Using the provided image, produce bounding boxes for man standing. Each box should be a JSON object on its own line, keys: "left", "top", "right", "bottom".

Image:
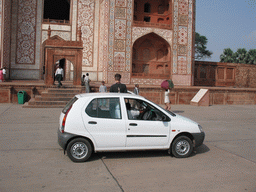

{"left": 110, "top": 73, "right": 127, "bottom": 93}
{"left": 55, "top": 65, "right": 64, "bottom": 88}
{"left": 2, "top": 67, "right": 6, "bottom": 82}
{"left": 133, "top": 84, "right": 139, "bottom": 95}
{"left": 84, "top": 73, "right": 90, "bottom": 93}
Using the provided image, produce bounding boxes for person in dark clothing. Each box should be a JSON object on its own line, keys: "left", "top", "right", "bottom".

{"left": 110, "top": 73, "right": 127, "bottom": 93}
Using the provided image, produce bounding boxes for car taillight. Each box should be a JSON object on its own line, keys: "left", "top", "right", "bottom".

{"left": 61, "top": 105, "right": 72, "bottom": 133}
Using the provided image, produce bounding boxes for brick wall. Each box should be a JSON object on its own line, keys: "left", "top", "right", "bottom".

{"left": 195, "top": 61, "right": 256, "bottom": 88}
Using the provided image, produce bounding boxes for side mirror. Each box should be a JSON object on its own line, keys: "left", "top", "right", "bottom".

{"left": 162, "top": 115, "right": 170, "bottom": 122}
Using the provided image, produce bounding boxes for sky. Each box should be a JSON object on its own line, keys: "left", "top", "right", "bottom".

{"left": 195, "top": 0, "right": 256, "bottom": 62}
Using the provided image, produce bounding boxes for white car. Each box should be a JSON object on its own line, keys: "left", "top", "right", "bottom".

{"left": 58, "top": 93, "right": 205, "bottom": 162}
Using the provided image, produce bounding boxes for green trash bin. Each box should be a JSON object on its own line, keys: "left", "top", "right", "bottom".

{"left": 17, "top": 91, "right": 27, "bottom": 104}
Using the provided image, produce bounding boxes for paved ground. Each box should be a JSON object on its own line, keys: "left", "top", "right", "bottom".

{"left": 0, "top": 104, "right": 255, "bottom": 192}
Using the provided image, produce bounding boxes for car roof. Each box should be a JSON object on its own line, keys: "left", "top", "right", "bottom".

{"left": 76, "top": 92, "right": 144, "bottom": 99}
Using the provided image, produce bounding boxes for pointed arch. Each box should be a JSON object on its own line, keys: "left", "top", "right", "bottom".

{"left": 132, "top": 28, "right": 172, "bottom": 48}
{"left": 132, "top": 32, "right": 172, "bottom": 79}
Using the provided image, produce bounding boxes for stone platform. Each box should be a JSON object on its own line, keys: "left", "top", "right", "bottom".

{"left": 0, "top": 80, "right": 256, "bottom": 107}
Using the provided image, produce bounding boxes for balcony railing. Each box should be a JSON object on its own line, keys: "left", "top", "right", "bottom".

{"left": 132, "top": 73, "right": 170, "bottom": 79}
{"left": 43, "top": 19, "right": 70, "bottom": 25}
{"left": 133, "top": 21, "right": 171, "bottom": 30}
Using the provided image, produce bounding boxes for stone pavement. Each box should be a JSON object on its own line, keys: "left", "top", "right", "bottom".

{"left": 0, "top": 104, "right": 255, "bottom": 192}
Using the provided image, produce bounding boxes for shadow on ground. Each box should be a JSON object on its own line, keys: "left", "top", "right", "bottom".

{"left": 89, "top": 144, "right": 210, "bottom": 161}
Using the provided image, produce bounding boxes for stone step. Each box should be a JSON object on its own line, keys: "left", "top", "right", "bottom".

{"left": 23, "top": 102, "right": 64, "bottom": 108}
{"left": 41, "top": 92, "right": 78, "bottom": 98}
{"left": 27, "top": 100, "right": 67, "bottom": 106}
{"left": 47, "top": 88, "right": 82, "bottom": 93}
{"left": 34, "top": 96, "right": 71, "bottom": 102}
{"left": 25, "top": 87, "right": 82, "bottom": 108}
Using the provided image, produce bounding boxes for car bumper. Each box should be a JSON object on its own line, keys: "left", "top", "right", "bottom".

{"left": 192, "top": 132, "right": 205, "bottom": 147}
{"left": 57, "top": 128, "right": 76, "bottom": 150}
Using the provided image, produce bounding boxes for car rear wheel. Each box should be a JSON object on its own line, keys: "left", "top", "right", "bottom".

{"left": 67, "top": 138, "right": 92, "bottom": 162}
{"left": 171, "top": 136, "right": 193, "bottom": 158}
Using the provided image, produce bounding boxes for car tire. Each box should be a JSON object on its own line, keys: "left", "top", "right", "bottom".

{"left": 171, "top": 136, "right": 193, "bottom": 158}
{"left": 67, "top": 138, "right": 92, "bottom": 162}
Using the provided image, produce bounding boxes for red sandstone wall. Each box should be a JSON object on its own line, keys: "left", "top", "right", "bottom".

{"left": 235, "top": 65, "right": 256, "bottom": 88}
{"left": 1, "top": 85, "right": 255, "bottom": 105}
{"left": 195, "top": 61, "right": 256, "bottom": 88}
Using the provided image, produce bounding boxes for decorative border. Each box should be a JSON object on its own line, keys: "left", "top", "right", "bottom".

{"left": 108, "top": 0, "right": 115, "bottom": 71}
{"left": 172, "top": 0, "right": 179, "bottom": 74}
{"left": 187, "top": 0, "right": 193, "bottom": 74}
{"left": 77, "top": 0, "right": 95, "bottom": 66}
{"left": 1, "top": 0, "right": 11, "bottom": 68}
{"left": 16, "top": 0, "right": 37, "bottom": 64}
{"left": 125, "top": 0, "right": 132, "bottom": 73}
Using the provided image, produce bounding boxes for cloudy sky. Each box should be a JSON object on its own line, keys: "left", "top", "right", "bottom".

{"left": 195, "top": 0, "right": 256, "bottom": 62}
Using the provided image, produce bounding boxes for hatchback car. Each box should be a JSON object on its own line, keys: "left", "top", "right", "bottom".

{"left": 58, "top": 93, "right": 205, "bottom": 162}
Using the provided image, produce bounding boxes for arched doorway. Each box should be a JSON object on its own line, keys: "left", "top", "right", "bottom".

{"left": 132, "top": 33, "right": 171, "bottom": 79}
{"left": 43, "top": 35, "right": 83, "bottom": 86}
{"left": 54, "top": 58, "right": 74, "bottom": 81}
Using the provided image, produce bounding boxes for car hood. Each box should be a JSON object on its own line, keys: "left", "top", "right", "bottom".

{"left": 173, "top": 113, "right": 198, "bottom": 125}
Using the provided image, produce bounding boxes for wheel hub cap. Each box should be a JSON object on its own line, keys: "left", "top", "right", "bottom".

{"left": 71, "top": 142, "right": 88, "bottom": 159}
{"left": 176, "top": 140, "right": 190, "bottom": 156}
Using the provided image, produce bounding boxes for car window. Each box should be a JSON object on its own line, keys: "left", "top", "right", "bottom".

{"left": 62, "top": 96, "right": 78, "bottom": 114}
{"left": 124, "top": 98, "right": 170, "bottom": 121}
{"left": 85, "top": 98, "right": 122, "bottom": 119}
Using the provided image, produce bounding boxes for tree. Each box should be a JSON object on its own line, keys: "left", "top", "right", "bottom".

{"left": 246, "top": 49, "right": 256, "bottom": 65}
{"left": 220, "top": 48, "right": 235, "bottom": 63}
{"left": 220, "top": 48, "right": 256, "bottom": 64}
{"left": 195, "top": 32, "right": 213, "bottom": 60}
{"left": 233, "top": 48, "right": 247, "bottom": 63}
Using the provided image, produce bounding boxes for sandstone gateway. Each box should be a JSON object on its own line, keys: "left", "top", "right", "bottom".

{"left": 0, "top": 0, "right": 195, "bottom": 86}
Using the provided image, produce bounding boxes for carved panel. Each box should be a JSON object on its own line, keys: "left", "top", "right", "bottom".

{"left": 16, "top": 0, "right": 37, "bottom": 64}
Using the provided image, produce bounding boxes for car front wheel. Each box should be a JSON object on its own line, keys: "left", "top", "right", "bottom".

{"left": 67, "top": 138, "right": 92, "bottom": 162}
{"left": 171, "top": 136, "right": 193, "bottom": 158}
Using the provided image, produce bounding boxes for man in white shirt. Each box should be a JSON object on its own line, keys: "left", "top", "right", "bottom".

{"left": 55, "top": 65, "right": 64, "bottom": 88}
{"left": 2, "top": 67, "right": 6, "bottom": 82}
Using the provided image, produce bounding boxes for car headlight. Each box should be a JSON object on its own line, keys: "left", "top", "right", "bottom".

{"left": 198, "top": 125, "right": 204, "bottom": 132}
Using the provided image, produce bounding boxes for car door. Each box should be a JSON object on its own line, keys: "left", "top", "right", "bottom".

{"left": 124, "top": 98, "right": 170, "bottom": 148}
{"left": 82, "top": 97, "right": 126, "bottom": 149}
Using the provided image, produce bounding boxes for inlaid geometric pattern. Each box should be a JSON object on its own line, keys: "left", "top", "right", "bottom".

{"left": 187, "top": 0, "right": 193, "bottom": 74}
{"left": 113, "top": 52, "right": 125, "bottom": 71}
{"left": 78, "top": 0, "right": 95, "bottom": 66}
{"left": 179, "top": 15, "right": 188, "bottom": 25}
{"left": 108, "top": 0, "right": 115, "bottom": 70}
{"left": 115, "top": 19, "right": 126, "bottom": 39}
{"left": 115, "top": 7, "right": 126, "bottom": 19}
{"left": 179, "top": 0, "right": 189, "bottom": 15}
{"left": 42, "top": 31, "right": 71, "bottom": 42}
{"left": 172, "top": 0, "right": 179, "bottom": 74}
{"left": 125, "top": 0, "right": 133, "bottom": 72}
{"left": 115, "top": 0, "right": 126, "bottom": 7}
{"left": 2, "top": 0, "right": 11, "bottom": 68}
{"left": 114, "top": 40, "right": 125, "bottom": 51}
{"left": 178, "top": 26, "right": 188, "bottom": 45}
{"left": 178, "top": 56, "right": 187, "bottom": 74}
{"left": 16, "top": 0, "right": 37, "bottom": 64}
{"left": 178, "top": 45, "right": 187, "bottom": 55}
{"left": 132, "top": 27, "right": 173, "bottom": 47}
{"left": 98, "top": 0, "right": 109, "bottom": 74}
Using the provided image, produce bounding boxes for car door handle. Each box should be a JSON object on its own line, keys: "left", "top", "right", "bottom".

{"left": 88, "top": 121, "right": 97, "bottom": 124}
{"left": 129, "top": 123, "right": 137, "bottom": 126}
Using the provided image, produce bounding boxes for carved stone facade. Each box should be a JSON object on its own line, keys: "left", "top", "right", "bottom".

{"left": 0, "top": 0, "right": 195, "bottom": 86}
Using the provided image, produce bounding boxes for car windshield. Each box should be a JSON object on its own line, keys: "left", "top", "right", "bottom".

{"left": 157, "top": 105, "right": 176, "bottom": 117}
